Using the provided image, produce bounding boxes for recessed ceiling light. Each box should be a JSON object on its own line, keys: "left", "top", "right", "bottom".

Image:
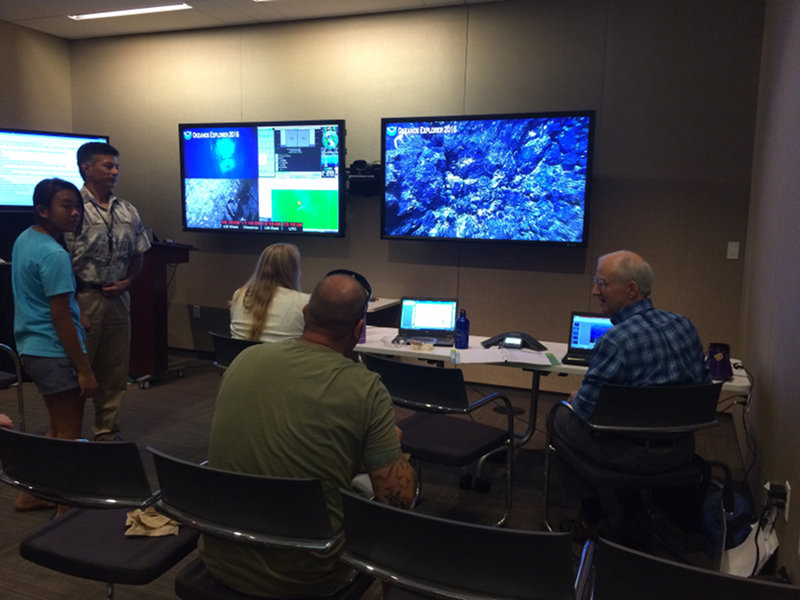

{"left": 69, "top": 3, "right": 193, "bottom": 21}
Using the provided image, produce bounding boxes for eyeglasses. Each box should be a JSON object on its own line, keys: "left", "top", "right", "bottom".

{"left": 593, "top": 277, "right": 612, "bottom": 289}
{"left": 326, "top": 269, "right": 372, "bottom": 309}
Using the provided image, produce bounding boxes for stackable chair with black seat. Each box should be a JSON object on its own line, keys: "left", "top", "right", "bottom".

{"left": 0, "top": 342, "right": 26, "bottom": 431}
{"left": 209, "top": 331, "right": 262, "bottom": 370}
{"left": 586, "top": 537, "right": 800, "bottom": 600}
{"left": 542, "top": 382, "right": 725, "bottom": 549}
{"left": 341, "top": 489, "right": 591, "bottom": 600}
{"left": 360, "top": 353, "right": 515, "bottom": 526}
{"left": 0, "top": 428, "right": 199, "bottom": 600}
{"left": 148, "top": 447, "right": 374, "bottom": 600}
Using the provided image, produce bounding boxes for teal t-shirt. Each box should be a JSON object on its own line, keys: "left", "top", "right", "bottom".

{"left": 201, "top": 339, "right": 402, "bottom": 597}
{"left": 12, "top": 227, "right": 85, "bottom": 357}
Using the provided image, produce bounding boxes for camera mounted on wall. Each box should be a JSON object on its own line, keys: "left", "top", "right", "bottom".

{"left": 347, "top": 160, "right": 382, "bottom": 196}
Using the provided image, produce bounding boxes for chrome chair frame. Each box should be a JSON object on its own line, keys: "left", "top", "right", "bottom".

{"left": 208, "top": 331, "right": 262, "bottom": 370}
{"left": 148, "top": 447, "right": 374, "bottom": 600}
{"left": 542, "top": 382, "right": 725, "bottom": 562}
{"left": 587, "top": 537, "right": 800, "bottom": 600}
{"left": 361, "top": 353, "right": 515, "bottom": 526}
{"left": 341, "top": 489, "right": 591, "bottom": 600}
{"left": 0, "top": 428, "right": 198, "bottom": 600}
{"left": 0, "top": 342, "right": 25, "bottom": 431}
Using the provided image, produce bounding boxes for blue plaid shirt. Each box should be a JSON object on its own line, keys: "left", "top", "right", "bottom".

{"left": 571, "top": 298, "right": 710, "bottom": 422}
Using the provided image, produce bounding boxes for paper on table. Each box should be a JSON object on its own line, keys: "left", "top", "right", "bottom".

{"left": 502, "top": 347, "right": 553, "bottom": 365}
{"left": 455, "top": 346, "right": 551, "bottom": 366}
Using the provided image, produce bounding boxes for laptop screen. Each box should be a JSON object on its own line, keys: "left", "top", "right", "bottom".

{"left": 569, "top": 312, "right": 613, "bottom": 351}
{"left": 399, "top": 298, "right": 457, "bottom": 333}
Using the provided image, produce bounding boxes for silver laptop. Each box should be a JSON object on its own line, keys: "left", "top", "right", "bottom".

{"left": 561, "top": 311, "right": 613, "bottom": 366}
{"left": 392, "top": 297, "right": 458, "bottom": 347}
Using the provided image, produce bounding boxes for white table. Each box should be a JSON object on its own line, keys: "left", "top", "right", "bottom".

{"left": 356, "top": 325, "right": 752, "bottom": 446}
{"left": 366, "top": 297, "right": 400, "bottom": 313}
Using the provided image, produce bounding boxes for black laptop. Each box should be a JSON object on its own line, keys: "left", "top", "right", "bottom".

{"left": 392, "top": 297, "right": 458, "bottom": 347}
{"left": 561, "top": 311, "right": 613, "bottom": 366}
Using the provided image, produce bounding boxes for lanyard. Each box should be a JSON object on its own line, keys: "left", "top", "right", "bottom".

{"left": 90, "top": 200, "right": 115, "bottom": 254}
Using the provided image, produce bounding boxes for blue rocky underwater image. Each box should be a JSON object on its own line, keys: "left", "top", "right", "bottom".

{"left": 184, "top": 178, "right": 259, "bottom": 228}
{"left": 383, "top": 115, "right": 591, "bottom": 242}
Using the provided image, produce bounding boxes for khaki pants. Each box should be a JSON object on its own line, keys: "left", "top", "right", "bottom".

{"left": 77, "top": 290, "right": 131, "bottom": 440}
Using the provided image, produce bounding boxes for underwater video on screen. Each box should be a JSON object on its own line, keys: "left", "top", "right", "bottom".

{"left": 381, "top": 111, "right": 594, "bottom": 244}
{"left": 180, "top": 120, "right": 345, "bottom": 236}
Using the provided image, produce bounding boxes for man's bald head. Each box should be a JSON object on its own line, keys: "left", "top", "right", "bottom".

{"left": 598, "top": 251, "right": 653, "bottom": 297}
{"left": 592, "top": 250, "right": 653, "bottom": 315}
{"left": 304, "top": 274, "right": 369, "bottom": 340}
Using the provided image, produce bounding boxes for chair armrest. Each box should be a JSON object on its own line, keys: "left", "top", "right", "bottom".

{"left": 468, "top": 392, "right": 515, "bottom": 438}
{"left": 545, "top": 399, "right": 574, "bottom": 447}
{"left": 0, "top": 468, "right": 159, "bottom": 509}
{"left": 466, "top": 391, "right": 508, "bottom": 411}
{"left": 154, "top": 500, "right": 344, "bottom": 551}
{"left": 394, "top": 392, "right": 513, "bottom": 419}
{"left": 574, "top": 540, "right": 595, "bottom": 600}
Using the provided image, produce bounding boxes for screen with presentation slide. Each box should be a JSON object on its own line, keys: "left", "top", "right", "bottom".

{"left": 381, "top": 111, "right": 594, "bottom": 244}
{"left": 179, "top": 119, "right": 346, "bottom": 236}
{"left": 0, "top": 129, "right": 108, "bottom": 211}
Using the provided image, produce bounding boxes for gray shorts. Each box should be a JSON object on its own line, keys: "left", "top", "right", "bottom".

{"left": 20, "top": 355, "right": 79, "bottom": 396}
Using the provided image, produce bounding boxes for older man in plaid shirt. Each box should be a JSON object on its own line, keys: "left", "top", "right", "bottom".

{"left": 550, "top": 250, "right": 710, "bottom": 540}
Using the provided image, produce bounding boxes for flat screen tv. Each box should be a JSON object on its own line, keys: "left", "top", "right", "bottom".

{"left": 0, "top": 128, "right": 109, "bottom": 211}
{"left": 381, "top": 111, "right": 595, "bottom": 244}
{"left": 179, "top": 119, "right": 346, "bottom": 236}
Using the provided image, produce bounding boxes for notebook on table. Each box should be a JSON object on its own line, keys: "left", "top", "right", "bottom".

{"left": 392, "top": 297, "right": 458, "bottom": 347}
{"left": 561, "top": 311, "right": 613, "bottom": 366}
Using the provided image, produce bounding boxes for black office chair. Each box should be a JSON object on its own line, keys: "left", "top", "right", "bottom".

{"left": 0, "top": 428, "right": 199, "bottom": 599}
{"left": 341, "top": 489, "right": 591, "bottom": 600}
{"left": 0, "top": 342, "right": 26, "bottom": 431}
{"left": 360, "top": 353, "right": 515, "bottom": 527}
{"left": 587, "top": 537, "right": 800, "bottom": 600}
{"left": 209, "top": 331, "right": 262, "bottom": 370}
{"left": 542, "top": 382, "right": 725, "bottom": 552}
{"left": 148, "top": 447, "right": 374, "bottom": 600}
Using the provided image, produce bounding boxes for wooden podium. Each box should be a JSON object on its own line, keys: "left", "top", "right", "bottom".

{"left": 129, "top": 241, "right": 193, "bottom": 386}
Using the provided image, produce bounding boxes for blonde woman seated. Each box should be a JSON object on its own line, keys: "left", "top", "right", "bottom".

{"left": 229, "top": 244, "right": 310, "bottom": 342}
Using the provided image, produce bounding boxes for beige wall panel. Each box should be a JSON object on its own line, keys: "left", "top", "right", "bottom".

{"left": 0, "top": 22, "right": 72, "bottom": 130}
{"left": 599, "top": 0, "right": 762, "bottom": 183}
{"left": 239, "top": 9, "right": 471, "bottom": 161}
{"left": 59, "top": 1, "right": 764, "bottom": 388}
{"left": 464, "top": 0, "right": 607, "bottom": 113}
{"left": 587, "top": 177, "right": 749, "bottom": 351}
{"left": 741, "top": 0, "right": 800, "bottom": 579}
{"left": 70, "top": 31, "right": 247, "bottom": 239}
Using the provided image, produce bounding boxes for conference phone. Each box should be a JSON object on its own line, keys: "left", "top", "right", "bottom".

{"left": 481, "top": 332, "right": 547, "bottom": 352}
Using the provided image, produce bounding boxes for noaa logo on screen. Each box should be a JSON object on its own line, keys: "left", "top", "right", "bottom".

{"left": 386, "top": 126, "right": 398, "bottom": 137}
{"left": 183, "top": 130, "right": 194, "bottom": 140}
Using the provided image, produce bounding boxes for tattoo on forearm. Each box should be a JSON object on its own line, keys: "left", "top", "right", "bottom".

{"left": 373, "top": 459, "right": 416, "bottom": 509}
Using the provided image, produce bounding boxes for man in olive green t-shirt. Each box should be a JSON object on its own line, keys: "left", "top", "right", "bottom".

{"left": 201, "top": 272, "right": 416, "bottom": 597}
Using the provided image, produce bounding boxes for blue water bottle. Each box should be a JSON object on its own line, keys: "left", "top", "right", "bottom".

{"left": 455, "top": 309, "right": 469, "bottom": 349}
